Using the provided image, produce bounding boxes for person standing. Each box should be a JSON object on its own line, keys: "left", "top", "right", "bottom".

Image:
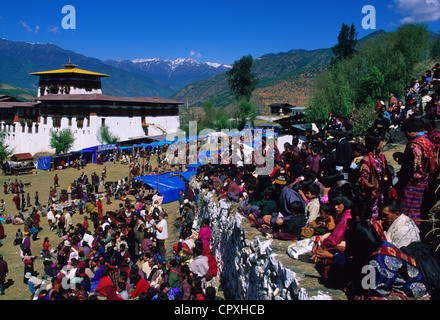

{"left": 155, "top": 212, "right": 168, "bottom": 259}
{"left": 358, "top": 131, "right": 389, "bottom": 219}
{"left": 20, "top": 193, "right": 26, "bottom": 212}
{"left": 334, "top": 129, "right": 353, "bottom": 179}
{"left": 34, "top": 192, "right": 40, "bottom": 207}
{"left": 394, "top": 117, "right": 437, "bottom": 226}
{"left": 54, "top": 174, "right": 59, "bottom": 188}
{"left": 13, "top": 194, "right": 20, "bottom": 211}
{"left": 0, "top": 254, "right": 8, "bottom": 295}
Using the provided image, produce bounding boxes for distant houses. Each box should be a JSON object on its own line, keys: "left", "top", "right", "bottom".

{"left": 267, "top": 103, "right": 308, "bottom": 135}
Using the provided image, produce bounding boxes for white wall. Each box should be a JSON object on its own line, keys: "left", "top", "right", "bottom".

{"left": 2, "top": 114, "right": 180, "bottom": 155}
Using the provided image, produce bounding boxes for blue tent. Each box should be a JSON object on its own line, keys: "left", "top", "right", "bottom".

{"left": 37, "top": 156, "right": 53, "bottom": 171}
{"left": 134, "top": 172, "right": 188, "bottom": 204}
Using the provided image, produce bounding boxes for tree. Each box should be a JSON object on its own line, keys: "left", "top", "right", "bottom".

{"left": 307, "top": 23, "right": 431, "bottom": 127}
{"left": 331, "top": 23, "right": 357, "bottom": 65}
{"left": 431, "top": 30, "right": 440, "bottom": 59}
{"left": 97, "top": 125, "right": 119, "bottom": 144}
{"left": 0, "top": 131, "right": 13, "bottom": 163}
{"left": 231, "top": 99, "right": 258, "bottom": 131}
{"left": 178, "top": 104, "right": 199, "bottom": 134}
{"left": 226, "top": 55, "right": 259, "bottom": 102}
{"left": 49, "top": 128, "right": 75, "bottom": 155}
{"left": 199, "top": 102, "right": 232, "bottom": 132}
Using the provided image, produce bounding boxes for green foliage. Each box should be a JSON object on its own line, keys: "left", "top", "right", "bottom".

{"left": 97, "top": 125, "right": 119, "bottom": 144}
{"left": 305, "top": 59, "right": 355, "bottom": 123}
{"left": 355, "top": 65, "right": 385, "bottom": 106}
{"left": 231, "top": 98, "right": 258, "bottom": 131}
{"left": 308, "top": 23, "right": 432, "bottom": 130}
{"left": 49, "top": 128, "right": 75, "bottom": 155}
{"left": 226, "top": 55, "right": 259, "bottom": 102}
{"left": 351, "top": 97, "right": 377, "bottom": 137}
{"left": 331, "top": 23, "right": 357, "bottom": 65}
{"left": 431, "top": 30, "right": 440, "bottom": 59}
{"left": 178, "top": 104, "right": 198, "bottom": 134}
{"left": 200, "top": 102, "right": 236, "bottom": 132}
{"left": 0, "top": 131, "right": 13, "bottom": 163}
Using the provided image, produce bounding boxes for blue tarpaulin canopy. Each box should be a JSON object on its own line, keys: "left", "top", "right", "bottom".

{"left": 37, "top": 156, "right": 52, "bottom": 171}
{"left": 133, "top": 172, "right": 192, "bottom": 204}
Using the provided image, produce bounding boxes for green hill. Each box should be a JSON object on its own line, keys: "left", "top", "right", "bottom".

{"left": 171, "top": 29, "right": 388, "bottom": 115}
{"left": 0, "top": 80, "right": 36, "bottom": 101}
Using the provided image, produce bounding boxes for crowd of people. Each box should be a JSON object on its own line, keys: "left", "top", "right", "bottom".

{"left": 185, "top": 64, "right": 440, "bottom": 300}
{"left": 0, "top": 65, "right": 440, "bottom": 301}
{"left": 0, "top": 147, "right": 223, "bottom": 300}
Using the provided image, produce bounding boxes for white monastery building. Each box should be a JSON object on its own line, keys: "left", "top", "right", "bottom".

{"left": 0, "top": 60, "right": 183, "bottom": 154}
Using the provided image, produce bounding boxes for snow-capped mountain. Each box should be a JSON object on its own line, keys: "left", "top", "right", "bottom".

{"left": 104, "top": 57, "right": 231, "bottom": 91}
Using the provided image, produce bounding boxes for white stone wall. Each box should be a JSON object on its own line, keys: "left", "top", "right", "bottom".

{"left": 2, "top": 114, "right": 179, "bottom": 155}
{"left": 196, "top": 191, "right": 310, "bottom": 300}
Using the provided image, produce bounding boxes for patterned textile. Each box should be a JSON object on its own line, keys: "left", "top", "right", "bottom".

{"left": 400, "top": 180, "right": 428, "bottom": 225}
{"left": 358, "top": 152, "right": 387, "bottom": 218}
{"left": 408, "top": 135, "right": 436, "bottom": 185}
{"left": 365, "top": 241, "right": 428, "bottom": 300}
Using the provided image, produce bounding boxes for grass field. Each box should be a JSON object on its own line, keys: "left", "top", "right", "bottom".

{"left": 0, "top": 157, "right": 181, "bottom": 300}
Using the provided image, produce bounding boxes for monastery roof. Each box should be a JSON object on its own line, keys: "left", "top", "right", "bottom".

{"left": 33, "top": 94, "right": 184, "bottom": 105}
{"left": 29, "top": 68, "right": 110, "bottom": 77}
{"left": 29, "top": 59, "right": 110, "bottom": 77}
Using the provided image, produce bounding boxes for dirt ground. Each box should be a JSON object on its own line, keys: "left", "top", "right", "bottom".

{"left": 0, "top": 156, "right": 181, "bottom": 300}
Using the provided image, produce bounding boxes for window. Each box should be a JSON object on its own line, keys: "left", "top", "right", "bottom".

{"left": 68, "top": 117, "right": 72, "bottom": 126}
{"left": 35, "top": 124, "right": 39, "bottom": 133}
{"left": 101, "top": 118, "right": 106, "bottom": 126}
{"left": 27, "top": 124, "right": 32, "bottom": 134}
{"left": 52, "top": 116, "right": 61, "bottom": 128}
{"left": 77, "top": 117, "right": 84, "bottom": 129}
{"left": 43, "top": 116, "right": 47, "bottom": 125}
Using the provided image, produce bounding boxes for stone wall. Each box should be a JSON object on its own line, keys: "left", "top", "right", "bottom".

{"left": 195, "top": 191, "right": 324, "bottom": 300}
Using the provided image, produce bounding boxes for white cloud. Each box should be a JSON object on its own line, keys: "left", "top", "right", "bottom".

{"left": 189, "top": 50, "right": 202, "bottom": 58}
{"left": 48, "top": 26, "right": 60, "bottom": 34}
{"left": 19, "top": 21, "right": 33, "bottom": 32}
{"left": 391, "top": 0, "right": 440, "bottom": 23}
{"left": 19, "top": 21, "right": 41, "bottom": 33}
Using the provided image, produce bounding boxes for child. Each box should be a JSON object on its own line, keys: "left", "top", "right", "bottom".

{"left": 304, "top": 182, "right": 321, "bottom": 224}
{"left": 41, "top": 237, "right": 50, "bottom": 259}
{"left": 78, "top": 199, "right": 84, "bottom": 215}
{"left": 14, "top": 228, "right": 23, "bottom": 245}
{"left": 301, "top": 202, "right": 335, "bottom": 239}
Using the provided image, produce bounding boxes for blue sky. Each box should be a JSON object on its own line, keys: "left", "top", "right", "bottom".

{"left": 1, "top": 0, "right": 440, "bottom": 65}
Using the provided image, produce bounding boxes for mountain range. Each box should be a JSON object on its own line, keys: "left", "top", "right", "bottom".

{"left": 0, "top": 30, "right": 386, "bottom": 114}
{"left": 0, "top": 38, "right": 229, "bottom": 99}
{"left": 104, "top": 57, "right": 230, "bottom": 93}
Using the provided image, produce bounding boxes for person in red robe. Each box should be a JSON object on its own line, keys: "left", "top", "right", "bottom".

{"left": 129, "top": 276, "right": 150, "bottom": 299}
{"left": 12, "top": 194, "right": 20, "bottom": 210}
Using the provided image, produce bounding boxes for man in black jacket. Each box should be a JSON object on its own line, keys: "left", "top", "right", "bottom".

{"left": 334, "top": 129, "right": 353, "bottom": 179}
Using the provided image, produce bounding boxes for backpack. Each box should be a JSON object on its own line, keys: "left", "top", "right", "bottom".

{"left": 401, "top": 241, "right": 440, "bottom": 299}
